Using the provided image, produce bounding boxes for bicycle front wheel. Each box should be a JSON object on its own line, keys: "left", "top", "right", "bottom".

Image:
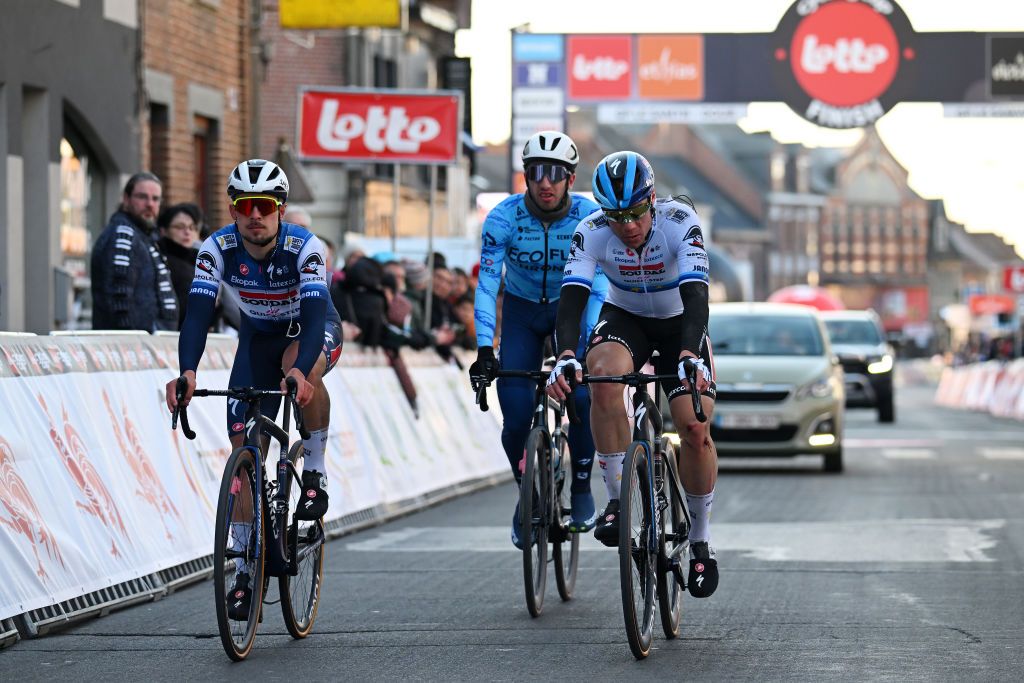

{"left": 619, "top": 440, "right": 657, "bottom": 660}
{"left": 657, "top": 437, "right": 686, "bottom": 640}
{"left": 280, "top": 442, "right": 326, "bottom": 639}
{"left": 521, "top": 428, "right": 550, "bottom": 618}
{"left": 213, "top": 447, "right": 266, "bottom": 661}
{"left": 552, "top": 432, "right": 579, "bottom": 601}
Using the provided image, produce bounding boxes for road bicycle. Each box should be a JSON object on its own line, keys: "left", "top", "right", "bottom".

{"left": 476, "top": 364, "right": 579, "bottom": 617}
{"left": 582, "top": 358, "right": 706, "bottom": 659}
{"left": 172, "top": 376, "right": 325, "bottom": 661}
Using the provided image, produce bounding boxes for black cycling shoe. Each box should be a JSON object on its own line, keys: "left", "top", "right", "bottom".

{"left": 687, "top": 541, "right": 719, "bottom": 598}
{"left": 226, "top": 572, "right": 252, "bottom": 621}
{"left": 295, "top": 470, "right": 328, "bottom": 521}
{"left": 593, "top": 499, "right": 620, "bottom": 547}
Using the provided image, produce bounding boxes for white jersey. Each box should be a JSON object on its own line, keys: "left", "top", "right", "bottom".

{"left": 562, "top": 196, "right": 709, "bottom": 319}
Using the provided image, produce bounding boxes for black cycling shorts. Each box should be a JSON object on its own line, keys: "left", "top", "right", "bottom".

{"left": 586, "top": 302, "right": 716, "bottom": 402}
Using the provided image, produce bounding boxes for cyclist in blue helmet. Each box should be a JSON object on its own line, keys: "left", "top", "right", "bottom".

{"left": 469, "top": 130, "right": 609, "bottom": 549}
{"left": 546, "top": 150, "right": 720, "bottom": 599}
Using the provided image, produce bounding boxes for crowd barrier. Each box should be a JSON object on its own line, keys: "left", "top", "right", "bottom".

{"left": 934, "top": 358, "right": 1024, "bottom": 421}
{"left": 0, "top": 332, "right": 505, "bottom": 642}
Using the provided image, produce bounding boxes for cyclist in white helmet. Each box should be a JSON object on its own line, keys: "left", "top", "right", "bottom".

{"left": 165, "top": 158, "right": 343, "bottom": 619}
{"left": 469, "top": 130, "right": 608, "bottom": 548}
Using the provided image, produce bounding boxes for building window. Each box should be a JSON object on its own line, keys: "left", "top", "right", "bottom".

{"left": 193, "top": 115, "right": 218, "bottom": 221}
{"left": 149, "top": 102, "right": 170, "bottom": 187}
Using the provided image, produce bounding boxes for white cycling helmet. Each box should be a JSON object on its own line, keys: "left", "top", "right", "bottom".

{"left": 227, "top": 159, "right": 289, "bottom": 201}
{"left": 521, "top": 131, "right": 579, "bottom": 171}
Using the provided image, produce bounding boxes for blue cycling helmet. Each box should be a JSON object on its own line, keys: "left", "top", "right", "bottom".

{"left": 591, "top": 151, "right": 655, "bottom": 210}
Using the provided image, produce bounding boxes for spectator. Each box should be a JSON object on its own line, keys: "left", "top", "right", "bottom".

{"left": 404, "top": 259, "right": 455, "bottom": 354}
{"left": 283, "top": 206, "right": 312, "bottom": 229}
{"left": 91, "top": 172, "right": 178, "bottom": 331}
{"left": 332, "top": 255, "right": 387, "bottom": 347}
{"left": 450, "top": 266, "right": 472, "bottom": 305}
{"left": 156, "top": 203, "right": 201, "bottom": 328}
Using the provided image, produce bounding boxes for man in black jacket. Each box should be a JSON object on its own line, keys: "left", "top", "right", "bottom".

{"left": 91, "top": 172, "right": 179, "bottom": 331}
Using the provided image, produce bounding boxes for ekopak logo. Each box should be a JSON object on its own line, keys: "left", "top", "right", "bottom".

{"left": 299, "top": 89, "right": 460, "bottom": 162}
{"left": 567, "top": 35, "right": 632, "bottom": 100}
{"left": 774, "top": 0, "right": 914, "bottom": 129}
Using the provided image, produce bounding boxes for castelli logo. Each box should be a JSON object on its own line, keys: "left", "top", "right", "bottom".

{"left": 239, "top": 263, "right": 249, "bottom": 276}
{"left": 790, "top": 2, "right": 899, "bottom": 107}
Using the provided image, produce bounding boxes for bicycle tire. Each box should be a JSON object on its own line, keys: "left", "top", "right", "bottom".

{"left": 213, "top": 447, "right": 266, "bottom": 661}
{"left": 619, "top": 440, "right": 657, "bottom": 659}
{"left": 657, "top": 437, "right": 686, "bottom": 640}
{"left": 280, "top": 442, "right": 326, "bottom": 639}
{"left": 552, "top": 432, "right": 579, "bottom": 601}
{"left": 521, "top": 428, "right": 549, "bottom": 618}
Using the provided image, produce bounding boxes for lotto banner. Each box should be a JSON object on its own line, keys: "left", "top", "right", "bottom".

{"left": 0, "top": 335, "right": 504, "bottom": 621}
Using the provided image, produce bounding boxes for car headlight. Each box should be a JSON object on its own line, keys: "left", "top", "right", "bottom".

{"left": 795, "top": 377, "right": 832, "bottom": 400}
{"left": 867, "top": 354, "right": 893, "bottom": 374}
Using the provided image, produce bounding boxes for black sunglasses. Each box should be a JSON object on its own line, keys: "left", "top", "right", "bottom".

{"left": 525, "top": 163, "right": 571, "bottom": 183}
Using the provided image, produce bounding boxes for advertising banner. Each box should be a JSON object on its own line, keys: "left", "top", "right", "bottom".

{"left": 0, "top": 336, "right": 504, "bottom": 621}
{"left": 298, "top": 88, "right": 462, "bottom": 164}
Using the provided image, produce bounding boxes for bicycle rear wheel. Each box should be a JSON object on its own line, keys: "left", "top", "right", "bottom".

{"left": 619, "top": 440, "right": 657, "bottom": 659}
{"left": 521, "top": 428, "right": 550, "bottom": 618}
{"left": 657, "top": 437, "right": 687, "bottom": 640}
{"left": 552, "top": 432, "right": 579, "bottom": 601}
{"left": 280, "top": 442, "right": 326, "bottom": 639}
{"left": 213, "top": 447, "right": 266, "bottom": 661}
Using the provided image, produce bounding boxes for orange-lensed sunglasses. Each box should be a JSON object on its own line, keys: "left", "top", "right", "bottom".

{"left": 232, "top": 195, "right": 282, "bottom": 217}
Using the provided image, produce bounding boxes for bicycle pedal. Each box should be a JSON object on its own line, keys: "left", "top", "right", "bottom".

{"left": 669, "top": 559, "right": 686, "bottom": 585}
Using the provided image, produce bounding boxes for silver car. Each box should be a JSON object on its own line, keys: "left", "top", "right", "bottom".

{"left": 708, "top": 302, "right": 846, "bottom": 472}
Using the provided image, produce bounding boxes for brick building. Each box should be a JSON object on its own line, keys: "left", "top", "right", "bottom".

{"left": 141, "top": 0, "right": 251, "bottom": 231}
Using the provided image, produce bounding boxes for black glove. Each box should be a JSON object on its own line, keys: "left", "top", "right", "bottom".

{"left": 468, "top": 346, "right": 499, "bottom": 390}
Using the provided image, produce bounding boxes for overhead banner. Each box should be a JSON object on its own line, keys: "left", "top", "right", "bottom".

{"left": 298, "top": 88, "right": 462, "bottom": 164}
{"left": 279, "top": 0, "right": 402, "bottom": 29}
{"left": 509, "top": 0, "right": 1022, "bottom": 143}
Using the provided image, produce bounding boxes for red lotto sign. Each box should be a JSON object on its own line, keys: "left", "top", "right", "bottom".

{"left": 298, "top": 88, "right": 461, "bottom": 163}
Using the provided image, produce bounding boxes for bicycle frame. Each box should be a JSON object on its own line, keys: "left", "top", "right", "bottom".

{"left": 173, "top": 378, "right": 314, "bottom": 576}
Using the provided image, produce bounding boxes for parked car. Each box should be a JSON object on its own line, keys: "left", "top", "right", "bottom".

{"left": 707, "top": 302, "right": 846, "bottom": 472}
{"left": 819, "top": 309, "right": 895, "bottom": 423}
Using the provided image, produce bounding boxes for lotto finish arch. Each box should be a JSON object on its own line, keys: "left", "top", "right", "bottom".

{"left": 510, "top": 0, "right": 1024, "bottom": 182}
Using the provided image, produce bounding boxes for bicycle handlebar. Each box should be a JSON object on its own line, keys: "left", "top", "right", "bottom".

{"left": 171, "top": 376, "right": 310, "bottom": 441}
{"left": 582, "top": 364, "right": 707, "bottom": 423}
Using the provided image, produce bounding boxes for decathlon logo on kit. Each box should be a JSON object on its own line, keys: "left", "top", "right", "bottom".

{"left": 773, "top": 0, "right": 913, "bottom": 128}
{"left": 298, "top": 88, "right": 461, "bottom": 163}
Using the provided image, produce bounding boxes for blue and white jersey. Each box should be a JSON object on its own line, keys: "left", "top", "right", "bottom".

{"left": 190, "top": 222, "right": 334, "bottom": 332}
{"left": 475, "top": 193, "right": 608, "bottom": 347}
{"left": 562, "top": 196, "right": 709, "bottom": 319}
{"left": 179, "top": 222, "right": 338, "bottom": 376}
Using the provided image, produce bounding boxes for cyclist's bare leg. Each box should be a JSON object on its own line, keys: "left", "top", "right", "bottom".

{"left": 585, "top": 342, "right": 634, "bottom": 453}
{"left": 668, "top": 393, "right": 717, "bottom": 495}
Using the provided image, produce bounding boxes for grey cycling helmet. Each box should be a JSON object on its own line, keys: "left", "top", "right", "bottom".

{"left": 521, "top": 131, "right": 579, "bottom": 171}
{"left": 227, "top": 159, "right": 289, "bottom": 201}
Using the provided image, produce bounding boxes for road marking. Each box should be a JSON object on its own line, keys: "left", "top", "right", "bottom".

{"left": 847, "top": 439, "right": 942, "bottom": 448}
{"left": 978, "top": 447, "right": 1024, "bottom": 460}
{"left": 882, "top": 448, "right": 936, "bottom": 460}
{"left": 347, "top": 519, "right": 1004, "bottom": 562}
{"left": 847, "top": 430, "right": 1024, "bottom": 442}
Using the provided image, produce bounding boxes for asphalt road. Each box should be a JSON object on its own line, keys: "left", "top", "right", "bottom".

{"left": 4, "top": 371, "right": 1023, "bottom": 680}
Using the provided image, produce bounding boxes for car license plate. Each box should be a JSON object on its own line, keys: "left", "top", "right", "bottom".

{"left": 718, "top": 413, "right": 780, "bottom": 429}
